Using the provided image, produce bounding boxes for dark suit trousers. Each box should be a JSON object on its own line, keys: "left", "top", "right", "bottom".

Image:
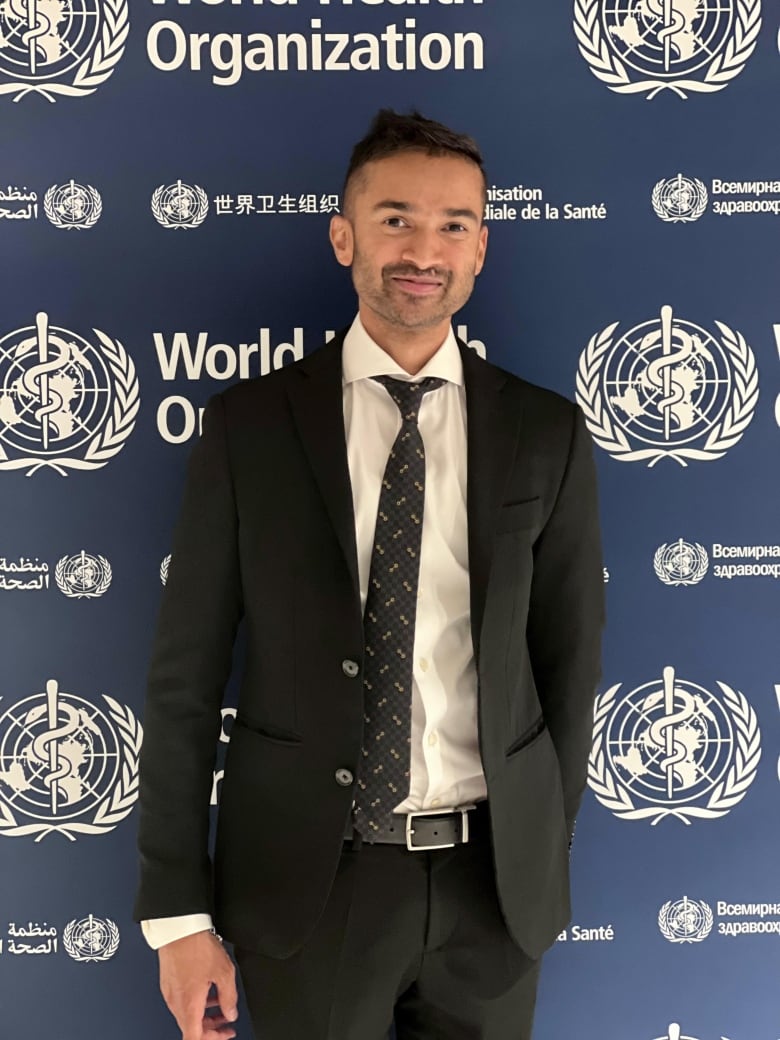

{"left": 233, "top": 808, "right": 540, "bottom": 1039}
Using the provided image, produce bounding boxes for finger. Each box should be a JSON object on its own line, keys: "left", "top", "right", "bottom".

{"left": 203, "top": 1017, "right": 237, "bottom": 1035}
{"left": 179, "top": 996, "right": 210, "bottom": 1040}
{"left": 203, "top": 1011, "right": 232, "bottom": 1025}
{"left": 181, "top": 1021, "right": 207, "bottom": 1040}
{"left": 215, "top": 968, "right": 239, "bottom": 1022}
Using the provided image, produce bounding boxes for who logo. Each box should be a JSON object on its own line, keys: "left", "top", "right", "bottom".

{"left": 55, "top": 551, "right": 112, "bottom": 598}
{"left": 589, "top": 666, "right": 760, "bottom": 824}
{"left": 44, "top": 181, "right": 102, "bottom": 229}
{"left": 63, "top": 914, "right": 119, "bottom": 962}
{"left": 0, "top": 312, "right": 139, "bottom": 476}
{"left": 654, "top": 538, "right": 709, "bottom": 586}
{"left": 151, "top": 181, "right": 209, "bottom": 229}
{"left": 0, "top": 678, "right": 141, "bottom": 841}
{"left": 574, "top": 0, "right": 761, "bottom": 100}
{"left": 658, "top": 896, "right": 713, "bottom": 943}
{"left": 575, "top": 305, "right": 759, "bottom": 466}
{"left": 0, "top": 0, "right": 128, "bottom": 102}
{"left": 652, "top": 174, "right": 708, "bottom": 223}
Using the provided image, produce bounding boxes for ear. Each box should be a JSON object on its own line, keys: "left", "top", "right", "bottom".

{"left": 329, "top": 215, "right": 354, "bottom": 267}
{"left": 474, "top": 224, "right": 488, "bottom": 276}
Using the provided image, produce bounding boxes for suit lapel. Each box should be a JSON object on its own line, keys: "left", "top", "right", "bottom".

{"left": 286, "top": 334, "right": 523, "bottom": 661}
{"left": 459, "top": 343, "right": 523, "bottom": 665}
{"left": 286, "top": 333, "right": 360, "bottom": 599}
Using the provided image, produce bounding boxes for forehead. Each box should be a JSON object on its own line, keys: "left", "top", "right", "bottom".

{"left": 352, "top": 151, "right": 485, "bottom": 208}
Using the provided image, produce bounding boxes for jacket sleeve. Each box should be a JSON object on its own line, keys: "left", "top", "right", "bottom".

{"left": 134, "top": 394, "right": 243, "bottom": 921}
{"left": 526, "top": 405, "right": 605, "bottom": 840}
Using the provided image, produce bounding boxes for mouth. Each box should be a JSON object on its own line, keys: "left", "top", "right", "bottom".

{"left": 390, "top": 275, "right": 444, "bottom": 296}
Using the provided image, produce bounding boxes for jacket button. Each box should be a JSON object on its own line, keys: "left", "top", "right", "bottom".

{"left": 335, "top": 768, "right": 354, "bottom": 787}
{"left": 341, "top": 659, "right": 359, "bottom": 678}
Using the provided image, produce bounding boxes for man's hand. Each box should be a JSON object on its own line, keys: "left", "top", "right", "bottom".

{"left": 158, "top": 930, "right": 239, "bottom": 1040}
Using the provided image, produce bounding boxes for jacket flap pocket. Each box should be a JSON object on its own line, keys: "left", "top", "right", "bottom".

{"left": 496, "top": 497, "right": 541, "bottom": 534}
{"left": 505, "top": 716, "right": 547, "bottom": 757}
{"left": 233, "top": 716, "right": 302, "bottom": 746}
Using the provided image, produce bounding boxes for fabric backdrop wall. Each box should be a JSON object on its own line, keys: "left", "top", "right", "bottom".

{"left": 1, "top": 2, "right": 779, "bottom": 1038}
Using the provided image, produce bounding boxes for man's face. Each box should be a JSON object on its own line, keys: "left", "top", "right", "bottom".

{"left": 330, "top": 151, "right": 488, "bottom": 337}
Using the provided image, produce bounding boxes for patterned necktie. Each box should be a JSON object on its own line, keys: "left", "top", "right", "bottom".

{"left": 353, "top": 374, "right": 446, "bottom": 842}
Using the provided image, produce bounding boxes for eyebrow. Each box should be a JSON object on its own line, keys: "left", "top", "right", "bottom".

{"left": 373, "top": 200, "right": 480, "bottom": 223}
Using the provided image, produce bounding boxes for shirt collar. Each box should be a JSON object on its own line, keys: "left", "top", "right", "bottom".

{"left": 342, "top": 314, "right": 464, "bottom": 386}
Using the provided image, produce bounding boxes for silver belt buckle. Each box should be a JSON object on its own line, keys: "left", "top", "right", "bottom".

{"left": 405, "top": 805, "right": 476, "bottom": 852}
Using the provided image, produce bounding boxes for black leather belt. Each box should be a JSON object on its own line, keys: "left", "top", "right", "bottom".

{"left": 345, "top": 802, "right": 487, "bottom": 851}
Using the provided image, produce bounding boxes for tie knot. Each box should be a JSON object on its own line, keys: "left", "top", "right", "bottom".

{"left": 372, "top": 375, "right": 446, "bottom": 424}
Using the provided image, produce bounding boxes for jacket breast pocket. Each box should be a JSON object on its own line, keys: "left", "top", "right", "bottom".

{"left": 496, "top": 496, "right": 541, "bottom": 534}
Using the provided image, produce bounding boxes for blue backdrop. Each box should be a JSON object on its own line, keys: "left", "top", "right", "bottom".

{"left": 2, "top": 2, "right": 779, "bottom": 1038}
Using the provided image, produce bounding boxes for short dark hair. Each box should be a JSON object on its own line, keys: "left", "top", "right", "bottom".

{"left": 342, "top": 108, "right": 487, "bottom": 212}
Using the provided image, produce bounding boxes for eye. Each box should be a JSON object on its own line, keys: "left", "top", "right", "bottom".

{"left": 383, "top": 216, "right": 408, "bottom": 228}
{"left": 443, "top": 222, "right": 468, "bottom": 233}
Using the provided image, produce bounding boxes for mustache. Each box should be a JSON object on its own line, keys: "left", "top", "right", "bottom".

{"left": 383, "top": 264, "right": 448, "bottom": 280}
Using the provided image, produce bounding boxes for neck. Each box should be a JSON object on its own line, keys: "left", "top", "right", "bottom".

{"left": 359, "top": 306, "right": 450, "bottom": 375}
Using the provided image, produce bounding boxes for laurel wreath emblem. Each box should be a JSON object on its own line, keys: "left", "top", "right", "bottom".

{"left": 653, "top": 542, "right": 709, "bottom": 586}
{"left": 0, "top": 0, "right": 129, "bottom": 103}
{"left": 44, "top": 185, "right": 103, "bottom": 229}
{"left": 63, "top": 917, "right": 120, "bottom": 961}
{"left": 54, "top": 554, "right": 113, "bottom": 598}
{"left": 151, "top": 184, "right": 210, "bottom": 229}
{"left": 160, "top": 554, "right": 171, "bottom": 586}
{"left": 0, "top": 695, "right": 142, "bottom": 841}
{"left": 573, "top": 0, "right": 762, "bottom": 100}
{"left": 588, "top": 680, "right": 761, "bottom": 824}
{"left": 575, "top": 319, "right": 758, "bottom": 467}
{"left": 651, "top": 177, "right": 708, "bottom": 223}
{"left": 658, "top": 899, "right": 713, "bottom": 942}
{"left": 0, "top": 328, "right": 140, "bottom": 476}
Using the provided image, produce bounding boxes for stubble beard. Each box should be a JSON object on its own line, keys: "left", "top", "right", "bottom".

{"left": 351, "top": 246, "right": 475, "bottom": 332}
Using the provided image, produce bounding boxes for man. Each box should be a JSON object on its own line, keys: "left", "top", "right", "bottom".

{"left": 135, "top": 109, "right": 604, "bottom": 1040}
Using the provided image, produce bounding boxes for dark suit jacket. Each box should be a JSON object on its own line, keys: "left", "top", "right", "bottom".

{"left": 134, "top": 331, "right": 604, "bottom": 961}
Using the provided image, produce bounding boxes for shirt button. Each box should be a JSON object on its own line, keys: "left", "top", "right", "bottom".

{"left": 341, "top": 659, "right": 359, "bottom": 678}
{"left": 419, "top": 658, "right": 429, "bottom": 672}
{"left": 430, "top": 797, "right": 442, "bottom": 808}
{"left": 428, "top": 731, "right": 438, "bottom": 747}
{"left": 335, "top": 769, "right": 354, "bottom": 787}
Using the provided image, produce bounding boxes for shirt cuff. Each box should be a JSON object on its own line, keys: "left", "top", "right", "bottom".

{"left": 140, "top": 914, "right": 214, "bottom": 950}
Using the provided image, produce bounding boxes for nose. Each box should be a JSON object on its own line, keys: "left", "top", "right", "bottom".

{"left": 400, "top": 226, "right": 443, "bottom": 271}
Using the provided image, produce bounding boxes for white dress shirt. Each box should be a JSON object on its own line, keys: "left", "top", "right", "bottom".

{"left": 142, "top": 315, "right": 484, "bottom": 949}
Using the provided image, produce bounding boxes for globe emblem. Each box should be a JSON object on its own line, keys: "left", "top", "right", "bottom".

{"left": 576, "top": 0, "right": 759, "bottom": 100}
{"left": 44, "top": 180, "right": 102, "bottom": 229}
{"left": 151, "top": 181, "right": 209, "bottom": 229}
{"left": 591, "top": 667, "right": 759, "bottom": 823}
{"left": 605, "top": 305, "right": 730, "bottom": 449}
{"left": 55, "top": 550, "right": 111, "bottom": 598}
{"left": 0, "top": 0, "right": 100, "bottom": 82}
{"left": 658, "top": 896, "right": 713, "bottom": 942}
{"left": 603, "top": 0, "right": 734, "bottom": 78}
{"left": 654, "top": 538, "right": 708, "bottom": 586}
{"left": 606, "top": 667, "right": 734, "bottom": 808}
{"left": 0, "top": 680, "right": 121, "bottom": 830}
{"left": 63, "top": 914, "right": 119, "bottom": 961}
{"left": 0, "top": 313, "right": 110, "bottom": 462}
{"left": 652, "top": 174, "right": 708, "bottom": 222}
{"left": 577, "top": 304, "right": 758, "bottom": 465}
{"left": 0, "top": 311, "right": 138, "bottom": 475}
